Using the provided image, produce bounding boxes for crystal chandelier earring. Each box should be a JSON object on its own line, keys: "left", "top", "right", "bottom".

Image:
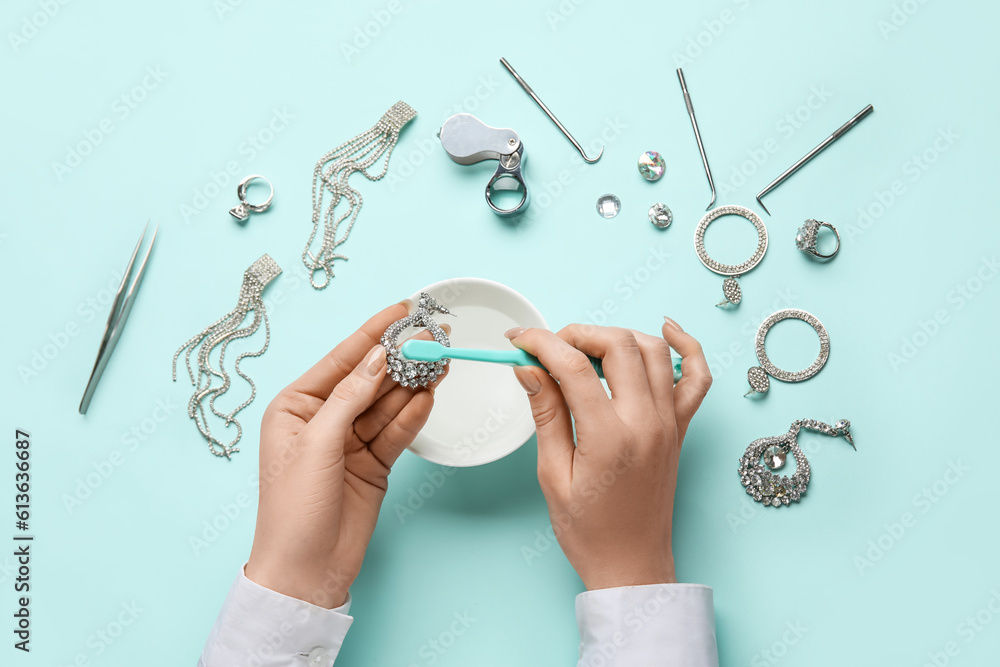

{"left": 738, "top": 418, "right": 855, "bottom": 507}
{"left": 381, "top": 293, "right": 454, "bottom": 388}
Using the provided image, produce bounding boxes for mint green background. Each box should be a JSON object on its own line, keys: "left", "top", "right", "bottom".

{"left": 2, "top": 1, "right": 998, "bottom": 665}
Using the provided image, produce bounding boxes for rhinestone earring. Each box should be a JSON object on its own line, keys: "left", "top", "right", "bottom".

{"left": 738, "top": 418, "right": 855, "bottom": 507}
{"left": 381, "top": 293, "right": 454, "bottom": 388}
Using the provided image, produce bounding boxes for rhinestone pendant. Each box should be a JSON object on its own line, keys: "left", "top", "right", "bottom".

{"left": 637, "top": 151, "right": 666, "bottom": 181}
{"left": 764, "top": 446, "right": 787, "bottom": 470}
{"left": 738, "top": 432, "right": 807, "bottom": 508}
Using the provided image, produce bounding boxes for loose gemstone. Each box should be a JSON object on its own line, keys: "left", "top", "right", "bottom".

{"left": 637, "top": 151, "right": 666, "bottom": 181}
{"left": 648, "top": 203, "right": 673, "bottom": 228}
{"left": 764, "top": 446, "right": 786, "bottom": 470}
{"left": 596, "top": 194, "right": 621, "bottom": 219}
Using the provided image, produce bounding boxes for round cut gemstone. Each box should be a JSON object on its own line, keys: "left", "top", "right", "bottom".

{"left": 764, "top": 445, "right": 786, "bottom": 469}
{"left": 596, "top": 194, "right": 621, "bottom": 219}
{"left": 638, "top": 151, "right": 666, "bottom": 181}
{"left": 648, "top": 203, "right": 672, "bottom": 228}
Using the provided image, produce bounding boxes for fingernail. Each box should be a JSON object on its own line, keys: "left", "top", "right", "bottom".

{"left": 504, "top": 327, "right": 526, "bottom": 339}
{"left": 514, "top": 368, "right": 541, "bottom": 395}
{"left": 365, "top": 346, "right": 386, "bottom": 376}
{"left": 441, "top": 322, "right": 452, "bottom": 335}
{"left": 399, "top": 298, "right": 415, "bottom": 314}
{"left": 663, "top": 316, "right": 683, "bottom": 332}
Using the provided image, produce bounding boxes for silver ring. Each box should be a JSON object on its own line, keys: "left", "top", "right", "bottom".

{"left": 795, "top": 219, "right": 840, "bottom": 260}
{"left": 230, "top": 175, "right": 274, "bottom": 221}
{"left": 746, "top": 309, "right": 830, "bottom": 396}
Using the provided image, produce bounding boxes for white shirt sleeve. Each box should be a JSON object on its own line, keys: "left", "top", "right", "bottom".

{"left": 575, "top": 583, "right": 719, "bottom": 667}
{"left": 198, "top": 566, "right": 354, "bottom": 667}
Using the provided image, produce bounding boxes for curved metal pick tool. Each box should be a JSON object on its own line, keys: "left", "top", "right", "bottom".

{"left": 439, "top": 113, "right": 529, "bottom": 216}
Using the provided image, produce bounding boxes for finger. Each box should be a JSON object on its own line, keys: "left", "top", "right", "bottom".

{"left": 285, "top": 302, "right": 409, "bottom": 402}
{"left": 505, "top": 328, "right": 613, "bottom": 420}
{"left": 630, "top": 329, "right": 676, "bottom": 422}
{"left": 555, "top": 324, "right": 655, "bottom": 416}
{"left": 303, "top": 345, "right": 388, "bottom": 444}
{"left": 512, "top": 366, "right": 575, "bottom": 500}
{"left": 661, "top": 317, "right": 712, "bottom": 436}
{"left": 356, "top": 361, "right": 452, "bottom": 443}
{"left": 367, "top": 389, "right": 435, "bottom": 469}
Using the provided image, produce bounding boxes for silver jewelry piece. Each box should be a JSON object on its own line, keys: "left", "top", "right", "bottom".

{"left": 304, "top": 101, "right": 416, "bottom": 289}
{"left": 648, "top": 203, "right": 672, "bottom": 229}
{"left": 745, "top": 308, "right": 829, "bottom": 396}
{"left": 694, "top": 205, "right": 768, "bottom": 307}
{"left": 381, "top": 293, "right": 454, "bottom": 388}
{"left": 173, "top": 255, "right": 282, "bottom": 458}
{"left": 739, "top": 418, "right": 855, "bottom": 507}
{"left": 796, "top": 219, "right": 840, "bottom": 260}
{"left": 596, "top": 194, "right": 621, "bottom": 219}
{"left": 229, "top": 175, "right": 273, "bottom": 221}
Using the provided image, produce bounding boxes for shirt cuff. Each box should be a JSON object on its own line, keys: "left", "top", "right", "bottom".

{"left": 199, "top": 565, "right": 354, "bottom": 667}
{"left": 576, "top": 583, "right": 719, "bottom": 667}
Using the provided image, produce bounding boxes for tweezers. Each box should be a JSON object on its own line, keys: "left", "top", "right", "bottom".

{"left": 79, "top": 222, "right": 158, "bottom": 414}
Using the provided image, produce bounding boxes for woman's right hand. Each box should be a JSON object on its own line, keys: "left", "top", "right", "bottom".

{"left": 505, "top": 318, "right": 712, "bottom": 591}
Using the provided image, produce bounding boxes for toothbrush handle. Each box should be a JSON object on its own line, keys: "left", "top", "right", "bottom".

{"left": 513, "top": 349, "right": 682, "bottom": 383}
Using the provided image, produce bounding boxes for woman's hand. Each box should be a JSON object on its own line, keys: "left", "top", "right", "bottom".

{"left": 245, "top": 302, "right": 445, "bottom": 608}
{"left": 506, "top": 318, "right": 711, "bottom": 590}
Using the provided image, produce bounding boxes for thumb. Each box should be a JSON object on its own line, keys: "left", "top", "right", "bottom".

{"left": 305, "top": 346, "right": 387, "bottom": 442}
{"left": 513, "top": 366, "right": 575, "bottom": 498}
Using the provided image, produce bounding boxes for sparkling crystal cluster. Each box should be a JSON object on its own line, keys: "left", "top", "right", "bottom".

{"left": 738, "top": 432, "right": 810, "bottom": 507}
{"left": 380, "top": 292, "right": 451, "bottom": 388}
{"left": 795, "top": 219, "right": 820, "bottom": 251}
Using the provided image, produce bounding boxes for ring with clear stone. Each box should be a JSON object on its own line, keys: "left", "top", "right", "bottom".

{"left": 745, "top": 308, "right": 829, "bottom": 396}
{"left": 795, "top": 219, "right": 840, "bottom": 260}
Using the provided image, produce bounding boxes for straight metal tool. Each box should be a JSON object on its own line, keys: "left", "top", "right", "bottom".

{"left": 756, "top": 104, "right": 874, "bottom": 215}
{"left": 79, "top": 221, "right": 158, "bottom": 414}
{"left": 499, "top": 57, "right": 603, "bottom": 163}
{"left": 677, "top": 68, "right": 717, "bottom": 210}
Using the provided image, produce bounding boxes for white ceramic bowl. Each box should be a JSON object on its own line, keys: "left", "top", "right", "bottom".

{"left": 406, "top": 278, "right": 548, "bottom": 467}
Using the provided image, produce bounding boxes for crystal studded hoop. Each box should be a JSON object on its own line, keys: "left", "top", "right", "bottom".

{"left": 380, "top": 293, "right": 453, "bottom": 388}
{"left": 745, "top": 308, "right": 830, "bottom": 396}
{"left": 693, "top": 205, "right": 768, "bottom": 307}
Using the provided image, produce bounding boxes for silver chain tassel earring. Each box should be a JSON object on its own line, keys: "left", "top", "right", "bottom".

{"left": 304, "top": 101, "right": 417, "bottom": 289}
{"left": 738, "top": 418, "right": 855, "bottom": 507}
{"left": 172, "top": 254, "right": 282, "bottom": 459}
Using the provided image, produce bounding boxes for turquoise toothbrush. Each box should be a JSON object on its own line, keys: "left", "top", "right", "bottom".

{"left": 400, "top": 339, "right": 683, "bottom": 383}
